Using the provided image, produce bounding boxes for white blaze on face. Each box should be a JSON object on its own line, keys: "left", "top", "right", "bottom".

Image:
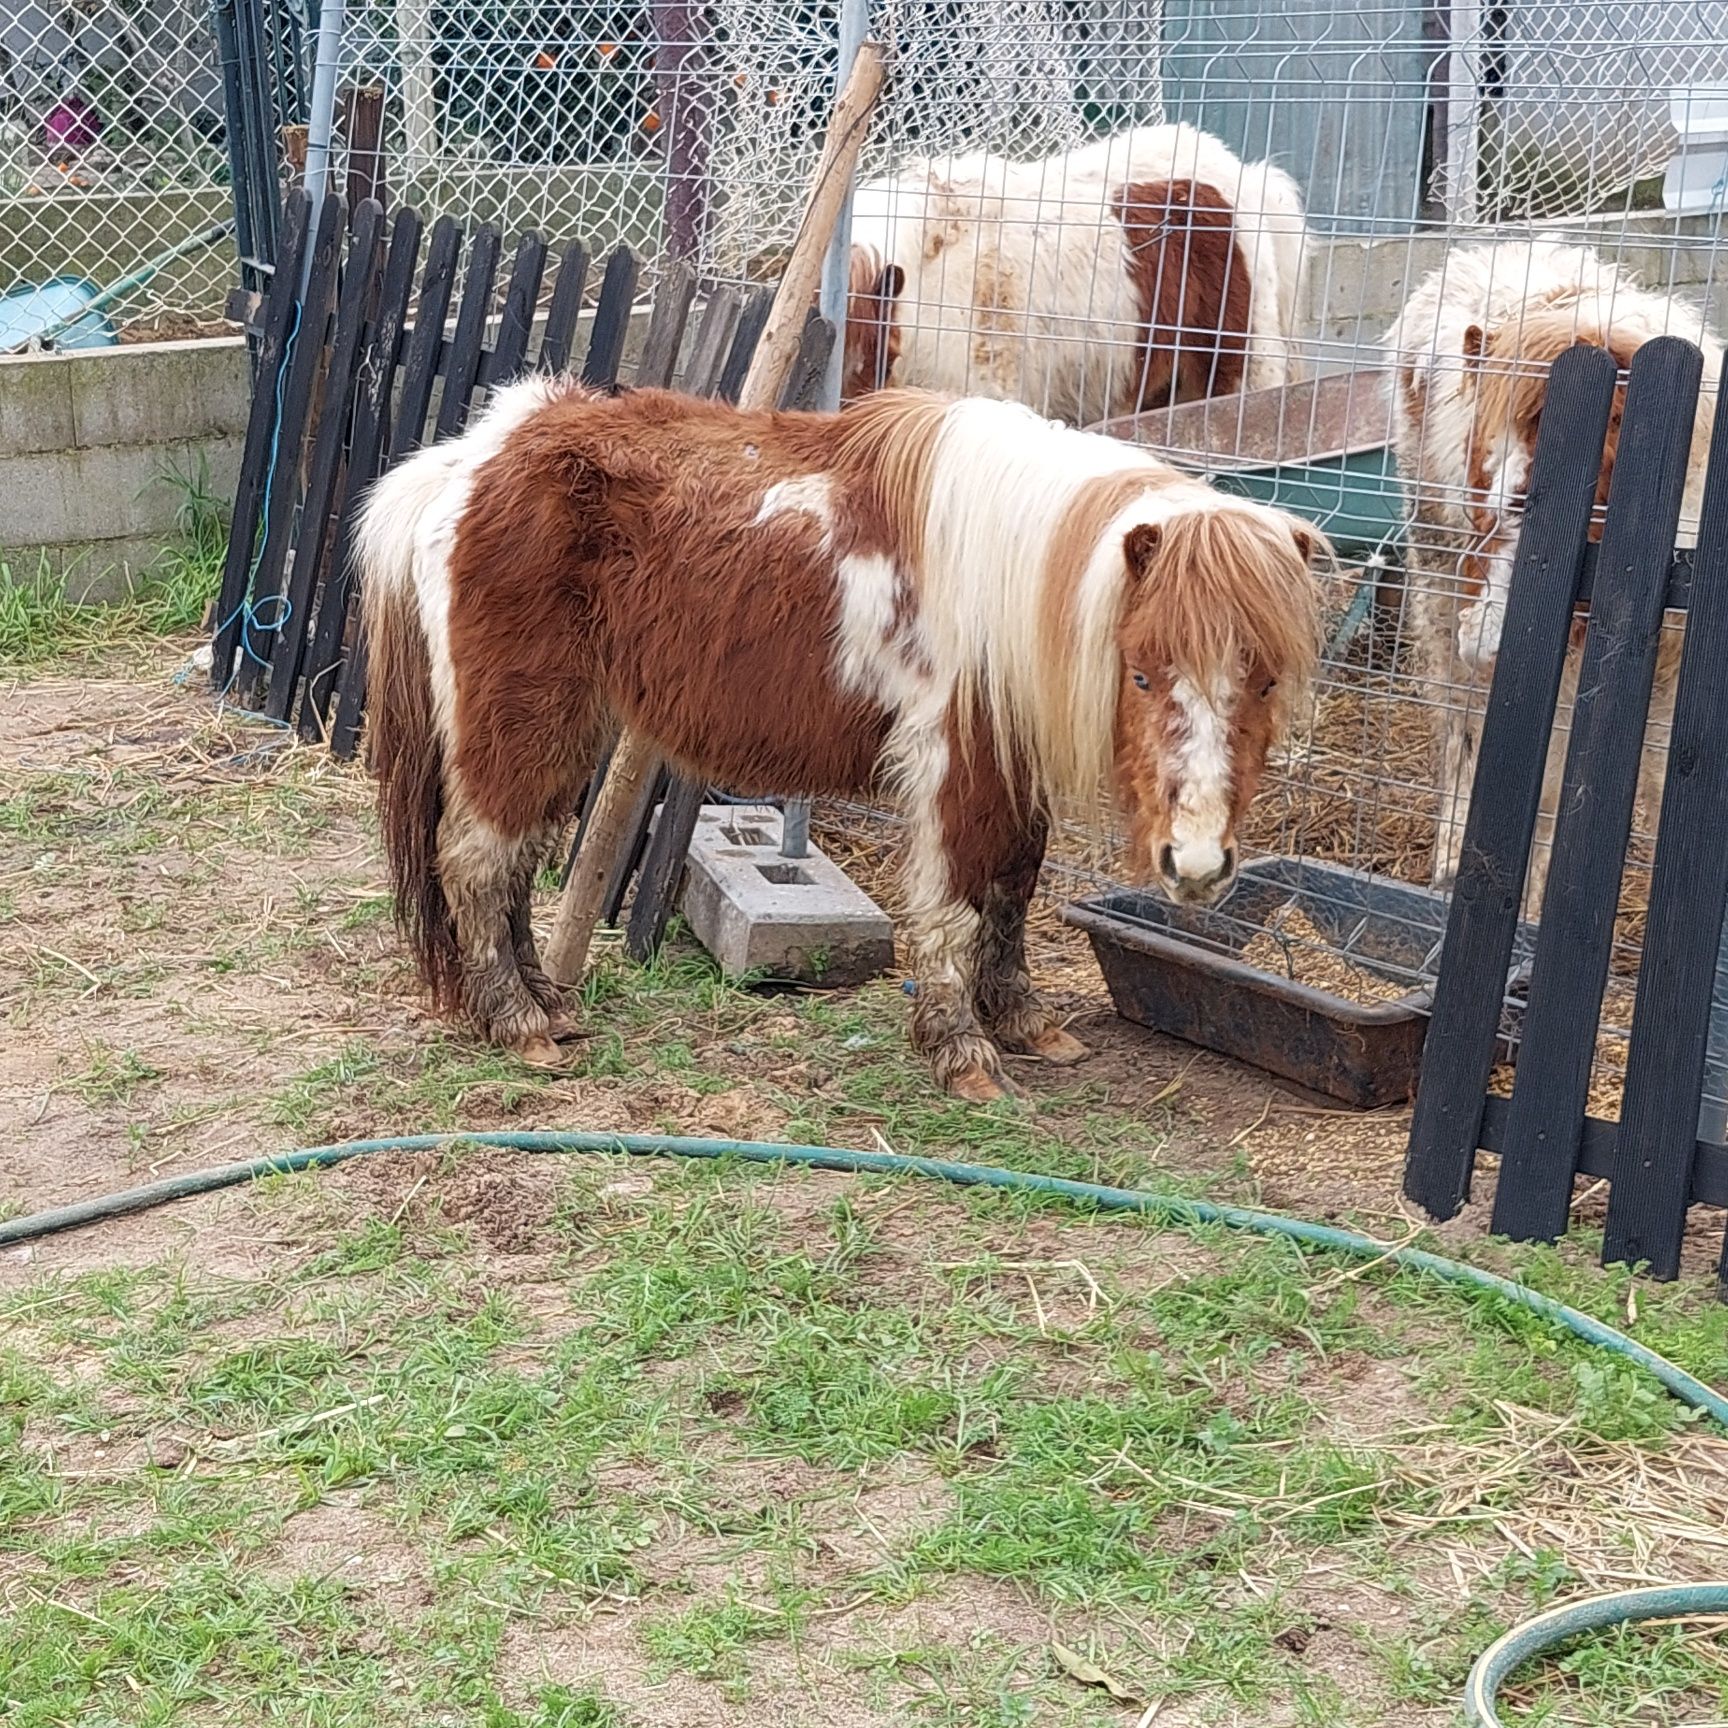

{"left": 1460, "top": 437, "right": 1531, "bottom": 666}
{"left": 1166, "top": 673, "right": 1236, "bottom": 884}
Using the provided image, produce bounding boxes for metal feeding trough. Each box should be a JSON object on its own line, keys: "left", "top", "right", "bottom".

{"left": 1063, "top": 857, "right": 1538, "bottom": 1110}
{"left": 1090, "top": 369, "right": 1403, "bottom": 561}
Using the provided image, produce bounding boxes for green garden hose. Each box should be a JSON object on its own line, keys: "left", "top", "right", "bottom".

{"left": 3, "top": 1127, "right": 1724, "bottom": 1721}
{"left": 1465, "top": 1584, "right": 1728, "bottom": 1728}
{"left": 4, "top": 1127, "right": 1724, "bottom": 1426}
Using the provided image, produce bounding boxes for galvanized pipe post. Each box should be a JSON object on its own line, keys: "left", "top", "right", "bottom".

{"left": 782, "top": 0, "right": 868, "bottom": 863}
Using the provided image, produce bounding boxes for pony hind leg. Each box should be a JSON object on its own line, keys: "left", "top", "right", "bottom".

{"left": 507, "top": 820, "right": 582, "bottom": 1040}
{"left": 970, "top": 815, "right": 1084, "bottom": 1067}
{"left": 439, "top": 803, "right": 564, "bottom": 1065}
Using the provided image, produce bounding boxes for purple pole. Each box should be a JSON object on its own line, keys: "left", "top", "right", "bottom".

{"left": 652, "top": 0, "right": 714, "bottom": 261}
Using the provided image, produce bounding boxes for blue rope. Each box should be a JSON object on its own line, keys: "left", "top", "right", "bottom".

{"left": 216, "top": 299, "right": 303, "bottom": 694}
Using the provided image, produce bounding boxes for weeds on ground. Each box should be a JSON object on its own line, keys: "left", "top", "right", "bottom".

{"left": 0, "top": 459, "right": 225, "bottom": 667}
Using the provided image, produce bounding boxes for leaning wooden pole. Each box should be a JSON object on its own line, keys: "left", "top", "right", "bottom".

{"left": 544, "top": 39, "right": 887, "bottom": 988}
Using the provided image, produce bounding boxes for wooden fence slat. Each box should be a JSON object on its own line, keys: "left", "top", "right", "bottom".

{"left": 328, "top": 628, "right": 368, "bottom": 760}
{"left": 536, "top": 244, "right": 590, "bottom": 375}
{"left": 1403, "top": 344, "right": 1619, "bottom": 1221}
{"left": 581, "top": 248, "right": 639, "bottom": 387}
{"left": 298, "top": 204, "right": 424, "bottom": 741}
{"left": 623, "top": 315, "right": 837, "bottom": 963}
{"left": 603, "top": 765, "right": 670, "bottom": 926}
{"left": 716, "top": 287, "right": 774, "bottom": 404}
{"left": 435, "top": 223, "right": 502, "bottom": 439}
{"left": 1490, "top": 338, "right": 1705, "bottom": 1244}
{"left": 624, "top": 777, "right": 710, "bottom": 961}
{"left": 559, "top": 734, "right": 619, "bottom": 887}
{"left": 211, "top": 187, "right": 312, "bottom": 691}
{"left": 343, "top": 83, "right": 388, "bottom": 217}
{"left": 389, "top": 216, "right": 462, "bottom": 461}
{"left": 232, "top": 192, "right": 347, "bottom": 709}
{"left": 779, "top": 306, "right": 836, "bottom": 413}
{"left": 264, "top": 198, "right": 385, "bottom": 720}
{"left": 680, "top": 286, "right": 741, "bottom": 394}
{"left": 636, "top": 262, "right": 698, "bottom": 388}
{"left": 484, "top": 233, "right": 549, "bottom": 386}
{"left": 1603, "top": 358, "right": 1728, "bottom": 1277}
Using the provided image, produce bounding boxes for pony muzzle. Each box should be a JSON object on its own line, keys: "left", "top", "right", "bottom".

{"left": 1157, "top": 839, "right": 1238, "bottom": 906}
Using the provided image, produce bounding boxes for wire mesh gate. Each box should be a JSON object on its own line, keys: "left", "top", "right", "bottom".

{"left": 1403, "top": 337, "right": 1728, "bottom": 1288}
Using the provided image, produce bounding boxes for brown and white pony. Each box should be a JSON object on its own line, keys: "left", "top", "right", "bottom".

{"left": 840, "top": 122, "right": 1310, "bottom": 423}
{"left": 1384, "top": 241, "right": 1719, "bottom": 908}
{"left": 358, "top": 379, "right": 1326, "bottom": 1101}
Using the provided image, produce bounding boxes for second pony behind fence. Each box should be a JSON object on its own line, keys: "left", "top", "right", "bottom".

{"left": 839, "top": 122, "right": 1310, "bottom": 423}
{"left": 358, "top": 383, "right": 1327, "bottom": 1101}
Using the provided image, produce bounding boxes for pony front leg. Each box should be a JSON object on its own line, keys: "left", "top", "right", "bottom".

{"left": 971, "top": 819, "right": 1085, "bottom": 1067}
{"left": 904, "top": 895, "right": 1011, "bottom": 1103}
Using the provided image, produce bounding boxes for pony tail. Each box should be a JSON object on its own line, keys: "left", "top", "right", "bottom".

{"left": 357, "top": 470, "right": 462, "bottom": 1012}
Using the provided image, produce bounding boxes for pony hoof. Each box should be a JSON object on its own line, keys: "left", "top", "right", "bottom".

{"left": 545, "top": 1010, "right": 587, "bottom": 1043}
{"left": 948, "top": 1063, "right": 1012, "bottom": 1105}
{"left": 511, "top": 1034, "right": 571, "bottom": 1069}
{"left": 1026, "top": 1026, "right": 1087, "bottom": 1066}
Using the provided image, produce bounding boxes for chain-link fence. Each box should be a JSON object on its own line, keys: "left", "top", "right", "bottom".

{"left": 10, "top": 1, "right": 1728, "bottom": 337}
{"left": 0, "top": 0, "right": 241, "bottom": 334}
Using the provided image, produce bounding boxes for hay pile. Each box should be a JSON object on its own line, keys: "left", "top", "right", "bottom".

{"left": 1238, "top": 901, "right": 1414, "bottom": 1005}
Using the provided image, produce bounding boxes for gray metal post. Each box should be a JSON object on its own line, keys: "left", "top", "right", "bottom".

{"left": 782, "top": 0, "right": 867, "bottom": 863}
{"left": 299, "top": 0, "right": 344, "bottom": 293}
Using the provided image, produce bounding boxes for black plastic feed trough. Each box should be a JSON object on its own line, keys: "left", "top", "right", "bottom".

{"left": 1063, "top": 857, "right": 1538, "bottom": 1109}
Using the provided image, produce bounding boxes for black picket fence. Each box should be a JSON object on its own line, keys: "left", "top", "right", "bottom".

{"left": 1404, "top": 337, "right": 1728, "bottom": 1292}
{"left": 210, "top": 187, "right": 832, "bottom": 759}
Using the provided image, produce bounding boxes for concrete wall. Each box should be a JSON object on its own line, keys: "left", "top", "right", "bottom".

{"left": 0, "top": 337, "right": 248, "bottom": 601}
{"left": 0, "top": 189, "right": 238, "bottom": 324}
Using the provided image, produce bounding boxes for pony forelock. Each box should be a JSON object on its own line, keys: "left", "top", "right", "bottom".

{"left": 1125, "top": 503, "right": 1327, "bottom": 716}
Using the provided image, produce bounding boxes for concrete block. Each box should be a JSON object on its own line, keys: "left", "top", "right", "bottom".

{"left": 1, "top": 436, "right": 241, "bottom": 549}
{"left": 0, "top": 354, "right": 76, "bottom": 458}
{"left": 682, "top": 804, "right": 895, "bottom": 987}
{"left": 69, "top": 339, "right": 249, "bottom": 451}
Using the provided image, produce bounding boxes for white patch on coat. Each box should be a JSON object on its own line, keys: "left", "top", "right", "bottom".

{"left": 753, "top": 474, "right": 837, "bottom": 540}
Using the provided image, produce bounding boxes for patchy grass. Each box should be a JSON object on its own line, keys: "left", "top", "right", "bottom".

{"left": 2, "top": 1149, "right": 1727, "bottom": 1727}
{"left": 4, "top": 644, "right": 1728, "bottom": 1725}
{"left": 0, "top": 465, "right": 225, "bottom": 668}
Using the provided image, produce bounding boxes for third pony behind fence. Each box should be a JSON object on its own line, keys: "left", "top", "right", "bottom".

{"left": 357, "top": 382, "right": 1327, "bottom": 1101}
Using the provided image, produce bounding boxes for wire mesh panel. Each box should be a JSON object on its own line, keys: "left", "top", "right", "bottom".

{"left": 0, "top": 0, "right": 257, "bottom": 331}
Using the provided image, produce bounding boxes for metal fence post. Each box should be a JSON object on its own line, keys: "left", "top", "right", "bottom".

{"left": 780, "top": 0, "right": 867, "bottom": 865}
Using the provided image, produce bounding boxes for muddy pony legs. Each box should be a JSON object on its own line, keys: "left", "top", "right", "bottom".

{"left": 901, "top": 764, "right": 1084, "bottom": 1104}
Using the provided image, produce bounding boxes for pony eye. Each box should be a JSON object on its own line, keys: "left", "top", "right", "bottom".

{"left": 1131, "top": 671, "right": 1151, "bottom": 691}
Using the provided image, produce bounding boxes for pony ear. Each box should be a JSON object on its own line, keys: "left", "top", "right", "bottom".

{"left": 875, "top": 262, "right": 905, "bottom": 302}
{"left": 1463, "top": 323, "right": 1487, "bottom": 365}
{"left": 1123, "top": 521, "right": 1163, "bottom": 575}
{"left": 1290, "top": 524, "right": 1318, "bottom": 564}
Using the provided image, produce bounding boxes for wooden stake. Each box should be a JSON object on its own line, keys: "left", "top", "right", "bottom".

{"left": 543, "top": 39, "right": 886, "bottom": 987}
